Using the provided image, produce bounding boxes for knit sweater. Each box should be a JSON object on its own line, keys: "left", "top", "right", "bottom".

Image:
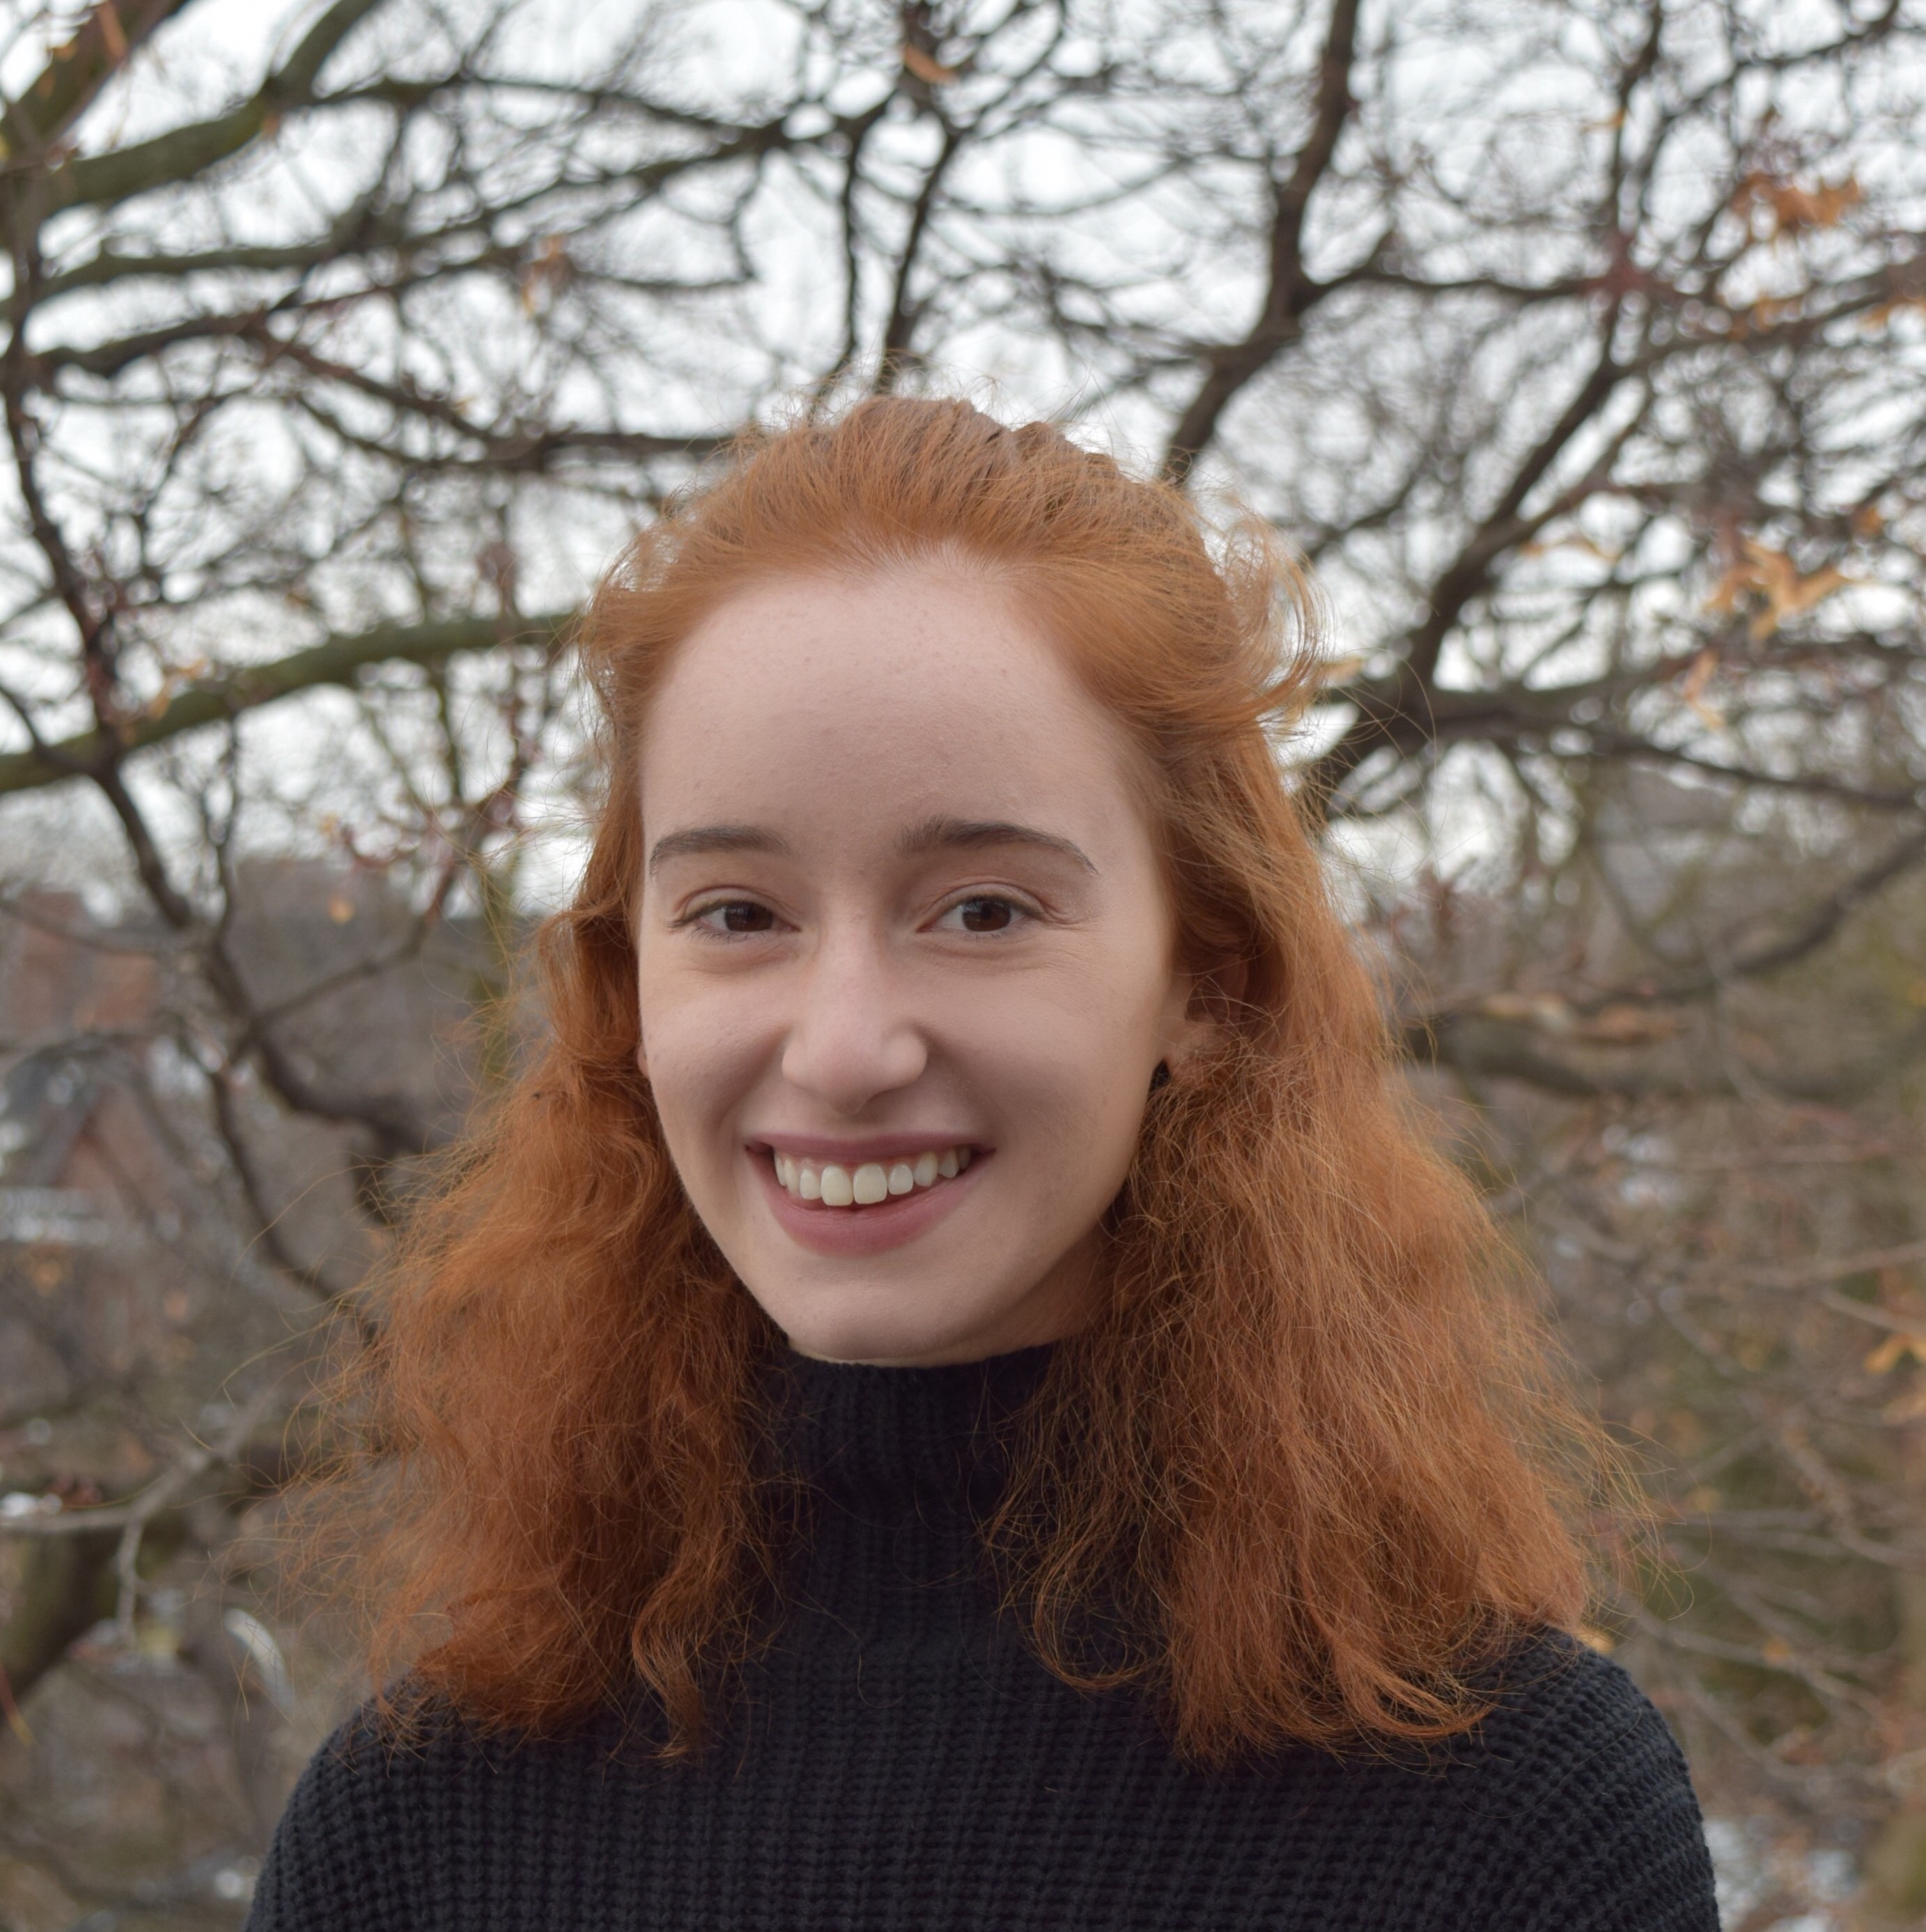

{"left": 249, "top": 1345, "right": 1720, "bottom": 1931}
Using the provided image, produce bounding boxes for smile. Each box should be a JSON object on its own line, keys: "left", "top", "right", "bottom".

{"left": 770, "top": 1146, "right": 974, "bottom": 1208}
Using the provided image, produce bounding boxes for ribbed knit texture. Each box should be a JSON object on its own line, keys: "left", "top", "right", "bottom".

{"left": 250, "top": 1345, "right": 1720, "bottom": 1930}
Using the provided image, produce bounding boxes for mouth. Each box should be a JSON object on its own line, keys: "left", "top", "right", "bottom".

{"left": 747, "top": 1138, "right": 991, "bottom": 1256}
{"left": 761, "top": 1143, "right": 978, "bottom": 1210}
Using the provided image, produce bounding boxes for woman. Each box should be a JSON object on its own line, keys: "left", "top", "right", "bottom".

{"left": 251, "top": 399, "right": 1718, "bottom": 1930}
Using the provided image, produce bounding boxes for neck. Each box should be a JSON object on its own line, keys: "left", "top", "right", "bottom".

{"left": 768, "top": 1338, "right": 1055, "bottom": 1517}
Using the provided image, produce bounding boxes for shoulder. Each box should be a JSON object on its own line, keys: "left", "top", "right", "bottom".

{"left": 246, "top": 1707, "right": 443, "bottom": 1931}
{"left": 1427, "top": 1628, "right": 1718, "bottom": 1932}
{"left": 1466, "top": 1625, "right": 1683, "bottom": 1774}
{"left": 247, "top": 1701, "right": 600, "bottom": 1931}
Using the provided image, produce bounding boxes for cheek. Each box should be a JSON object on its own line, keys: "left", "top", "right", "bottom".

{"left": 635, "top": 966, "right": 771, "bottom": 1147}
{"left": 956, "top": 959, "right": 1167, "bottom": 1152}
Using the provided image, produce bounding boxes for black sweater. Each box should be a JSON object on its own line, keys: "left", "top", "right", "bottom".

{"left": 249, "top": 1346, "right": 1720, "bottom": 1931}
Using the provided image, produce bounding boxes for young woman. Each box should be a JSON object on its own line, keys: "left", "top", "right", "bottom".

{"left": 251, "top": 399, "right": 1718, "bottom": 1930}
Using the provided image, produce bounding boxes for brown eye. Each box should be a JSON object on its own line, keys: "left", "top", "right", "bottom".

{"left": 954, "top": 897, "right": 1016, "bottom": 933}
{"left": 696, "top": 901, "right": 776, "bottom": 934}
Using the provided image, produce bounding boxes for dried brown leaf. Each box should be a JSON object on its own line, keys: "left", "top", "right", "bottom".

{"left": 901, "top": 44, "right": 959, "bottom": 84}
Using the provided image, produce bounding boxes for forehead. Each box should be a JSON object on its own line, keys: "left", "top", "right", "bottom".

{"left": 638, "top": 565, "right": 1148, "bottom": 837}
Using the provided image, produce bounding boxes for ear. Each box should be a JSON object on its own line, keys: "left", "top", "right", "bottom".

{"left": 1158, "top": 957, "right": 1248, "bottom": 1076}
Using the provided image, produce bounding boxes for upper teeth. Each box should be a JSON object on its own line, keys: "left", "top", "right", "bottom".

{"left": 772, "top": 1147, "right": 971, "bottom": 1207}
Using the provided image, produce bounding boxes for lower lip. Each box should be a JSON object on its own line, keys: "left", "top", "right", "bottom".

{"left": 753, "top": 1151, "right": 988, "bottom": 1257}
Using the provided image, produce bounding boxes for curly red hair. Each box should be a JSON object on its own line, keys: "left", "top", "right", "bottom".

{"left": 336, "top": 398, "right": 1604, "bottom": 1763}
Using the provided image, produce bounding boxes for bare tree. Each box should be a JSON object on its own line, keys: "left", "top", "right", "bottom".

{"left": 1, "top": 0, "right": 1923, "bottom": 1919}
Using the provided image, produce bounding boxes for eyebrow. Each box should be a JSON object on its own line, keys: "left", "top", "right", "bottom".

{"left": 646, "top": 817, "right": 1098, "bottom": 876}
{"left": 896, "top": 815, "right": 1098, "bottom": 874}
{"left": 647, "top": 824, "right": 791, "bottom": 874}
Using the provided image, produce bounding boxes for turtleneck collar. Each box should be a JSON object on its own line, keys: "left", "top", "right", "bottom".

{"left": 767, "top": 1341, "right": 1055, "bottom": 1518}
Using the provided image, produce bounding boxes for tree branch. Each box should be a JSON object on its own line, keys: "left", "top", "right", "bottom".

{"left": 1160, "top": 0, "right": 1363, "bottom": 481}
{"left": 1, "top": 0, "right": 194, "bottom": 157}
{"left": 0, "top": 610, "right": 572, "bottom": 796}
{"left": 47, "top": 0, "right": 387, "bottom": 215}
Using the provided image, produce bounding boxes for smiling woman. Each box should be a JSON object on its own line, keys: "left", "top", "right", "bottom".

{"left": 251, "top": 400, "right": 1719, "bottom": 1931}
{"left": 634, "top": 565, "right": 1204, "bottom": 1366}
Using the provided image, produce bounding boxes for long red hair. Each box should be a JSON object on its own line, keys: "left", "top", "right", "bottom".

{"left": 334, "top": 398, "right": 1603, "bottom": 1763}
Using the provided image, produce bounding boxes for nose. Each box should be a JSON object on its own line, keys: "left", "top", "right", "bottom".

{"left": 779, "top": 918, "right": 928, "bottom": 1115}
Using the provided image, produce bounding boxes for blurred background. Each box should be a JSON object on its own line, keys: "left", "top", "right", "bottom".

{"left": 0, "top": 0, "right": 1923, "bottom": 1924}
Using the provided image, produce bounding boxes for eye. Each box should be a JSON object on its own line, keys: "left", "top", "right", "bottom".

{"left": 688, "top": 899, "right": 778, "bottom": 936}
{"left": 935, "top": 895, "right": 1027, "bottom": 934}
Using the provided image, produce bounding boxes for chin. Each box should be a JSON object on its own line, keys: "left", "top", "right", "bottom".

{"left": 763, "top": 1285, "right": 1003, "bottom": 1368}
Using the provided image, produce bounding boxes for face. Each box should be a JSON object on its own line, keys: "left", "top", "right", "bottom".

{"left": 634, "top": 562, "right": 1204, "bottom": 1367}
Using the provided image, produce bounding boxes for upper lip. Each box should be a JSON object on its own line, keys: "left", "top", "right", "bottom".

{"left": 748, "top": 1131, "right": 986, "bottom": 1163}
